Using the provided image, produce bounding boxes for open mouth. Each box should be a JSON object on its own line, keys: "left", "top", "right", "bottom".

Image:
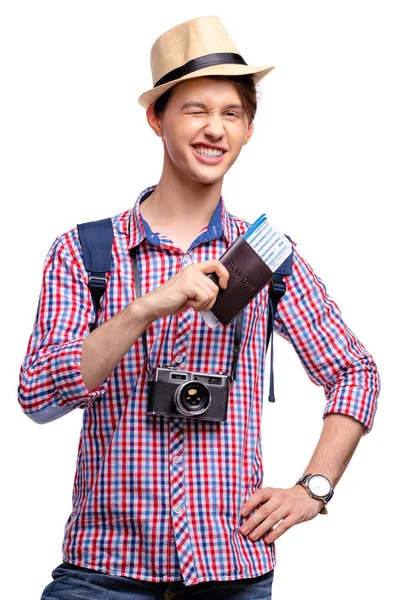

{"left": 191, "top": 145, "right": 227, "bottom": 163}
{"left": 193, "top": 145, "right": 226, "bottom": 158}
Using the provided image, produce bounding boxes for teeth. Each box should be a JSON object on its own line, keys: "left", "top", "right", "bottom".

{"left": 194, "top": 146, "right": 224, "bottom": 157}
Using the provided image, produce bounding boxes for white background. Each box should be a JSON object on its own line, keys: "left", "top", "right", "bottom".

{"left": 1, "top": 1, "right": 399, "bottom": 598}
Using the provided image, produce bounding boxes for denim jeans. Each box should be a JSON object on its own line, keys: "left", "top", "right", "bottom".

{"left": 41, "top": 562, "right": 274, "bottom": 599}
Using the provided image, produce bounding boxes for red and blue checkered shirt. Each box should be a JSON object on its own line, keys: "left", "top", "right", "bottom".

{"left": 19, "top": 185, "right": 380, "bottom": 586}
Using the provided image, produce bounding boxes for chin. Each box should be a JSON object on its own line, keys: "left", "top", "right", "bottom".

{"left": 191, "top": 173, "right": 225, "bottom": 185}
{"left": 190, "top": 164, "right": 229, "bottom": 185}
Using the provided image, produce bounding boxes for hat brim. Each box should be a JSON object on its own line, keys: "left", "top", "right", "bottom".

{"left": 138, "top": 63, "right": 275, "bottom": 108}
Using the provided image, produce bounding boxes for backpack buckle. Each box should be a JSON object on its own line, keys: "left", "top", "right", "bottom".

{"left": 269, "top": 279, "right": 286, "bottom": 298}
{"left": 88, "top": 275, "right": 108, "bottom": 295}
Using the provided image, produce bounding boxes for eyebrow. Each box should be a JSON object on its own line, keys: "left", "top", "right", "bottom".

{"left": 181, "top": 101, "right": 244, "bottom": 111}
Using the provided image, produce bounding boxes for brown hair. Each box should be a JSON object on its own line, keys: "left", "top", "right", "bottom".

{"left": 153, "top": 74, "right": 258, "bottom": 124}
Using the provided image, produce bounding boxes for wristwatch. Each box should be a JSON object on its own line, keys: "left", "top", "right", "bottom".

{"left": 296, "top": 474, "right": 334, "bottom": 514}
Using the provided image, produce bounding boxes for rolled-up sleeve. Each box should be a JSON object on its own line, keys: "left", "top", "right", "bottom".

{"left": 18, "top": 231, "right": 108, "bottom": 423}
{"left": 273, "top": 244, "right": 380, "bottom": 433}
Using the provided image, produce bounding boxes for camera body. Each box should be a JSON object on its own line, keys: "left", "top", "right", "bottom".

{"left": 148, "top": 366, "right": 230, "bottom": 422}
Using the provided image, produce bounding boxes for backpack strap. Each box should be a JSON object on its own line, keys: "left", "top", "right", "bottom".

{"left": 267, "top": 235, "right": 294, "bottom": 403}
{"left": 77, "top": 218, "right": 114, "bottom": 331}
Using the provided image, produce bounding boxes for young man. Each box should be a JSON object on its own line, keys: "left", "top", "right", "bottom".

{"left": 19, "top": 16, "right": 380, "bottom": 600}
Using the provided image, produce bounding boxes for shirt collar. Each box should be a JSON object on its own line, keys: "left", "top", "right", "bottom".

{"left": 117, "top": 185, "right": 235, "bottom": 249}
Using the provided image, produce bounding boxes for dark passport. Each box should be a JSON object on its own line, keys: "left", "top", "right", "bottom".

{"left": 208, "top": 236, "right": 273, "bottom": 326}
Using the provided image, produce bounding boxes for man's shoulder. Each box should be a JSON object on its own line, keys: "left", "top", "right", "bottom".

{"left": 77, "top": 207, "right": 131, "bottom": 234}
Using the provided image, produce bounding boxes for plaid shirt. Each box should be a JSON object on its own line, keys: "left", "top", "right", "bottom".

{"left": 19, "top": 185, "right": 380, "bottom": 586}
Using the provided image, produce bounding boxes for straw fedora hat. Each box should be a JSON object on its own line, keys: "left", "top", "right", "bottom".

{"left": 138, "top": 16, "right": 275, "bottom": 108}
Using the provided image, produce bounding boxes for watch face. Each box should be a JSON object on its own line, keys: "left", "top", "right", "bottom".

{"left": 308, "top": 475, "right": 331, "bottom": 498}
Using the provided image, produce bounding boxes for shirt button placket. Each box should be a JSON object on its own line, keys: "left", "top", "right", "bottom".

{"left": 169, "top": 418, "right": 197, "bottom": 585}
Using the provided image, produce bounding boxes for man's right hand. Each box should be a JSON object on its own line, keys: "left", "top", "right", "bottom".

{"left": 138, "top": 259, "right": 230, "bottom": 322}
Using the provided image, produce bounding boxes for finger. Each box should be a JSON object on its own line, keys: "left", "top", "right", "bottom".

{"left": 188, "top": 273, "right": 223, "bottom": 310}
{"left": 194, "top": 260, "right": 230, "bottom": 289}
{"left": 241, "top": 487, "right": 275, "bottom": 517}
{"left": 182, "top": 264, "right": 222, "bottom": 296}
{"left": 239, "top": 499, "right": 284, "bottom": 538}
{"left": 263, "top": 515, "right": 297, "bottom": 544}
{"left": 243, "top": 507, "right": 288, "bottom": 542}
{"left": 198, "top": 272, "right": 221, "bottom": 296}
{"left": 184, "top": 282, "right": 218, "bottom": 311}
{"left": 185, "top": 295, "right": 217, "bottom": 312}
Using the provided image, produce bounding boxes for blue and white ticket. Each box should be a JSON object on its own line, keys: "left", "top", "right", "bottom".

{"left": 242, "top": 213, "right": 292, "bottom": 272}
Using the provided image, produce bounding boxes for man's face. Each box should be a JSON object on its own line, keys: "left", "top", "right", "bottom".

{"left": 152, "top": 77, "right": 254, "bottom": 185}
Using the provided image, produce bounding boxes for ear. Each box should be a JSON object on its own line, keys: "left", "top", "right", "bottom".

{"left": 146, "top": 103, "right": 163, "bottom": 138}
{"left": 243, "top": 121, "right": 254, "bottom": 145}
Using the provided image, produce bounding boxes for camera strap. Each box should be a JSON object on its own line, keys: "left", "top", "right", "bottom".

{"left": 130, "top": 247, "right": 243, "bottom": 384}
{"left": 131, "top": 247, "right": 152, "bottom": 375}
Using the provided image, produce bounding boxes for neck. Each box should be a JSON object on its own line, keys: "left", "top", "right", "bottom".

{"left": 141, "top": 156, "right": 223, "bottom": 227}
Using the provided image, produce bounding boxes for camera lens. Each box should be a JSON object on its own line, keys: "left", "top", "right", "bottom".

{"left": 174, "top": 382, "right": 211, "bottom": 417}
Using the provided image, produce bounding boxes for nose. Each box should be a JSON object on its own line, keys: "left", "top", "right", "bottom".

{"left": 204, "top": 113, "right": 225, "bottom": 140}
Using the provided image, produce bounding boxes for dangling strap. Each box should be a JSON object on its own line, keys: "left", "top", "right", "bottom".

{"left": 131, "top": 246, "right": 151, "bottom": 374}
{"left": 266, "top": 236, "right": 293, "bottom": 402}
{"left": 230, "top": 310, "right": 243, "bottom": 387}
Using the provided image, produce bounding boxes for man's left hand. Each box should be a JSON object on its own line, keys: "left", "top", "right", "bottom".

{"left": 239, "top": 485, "right": 325, "bottom": 543}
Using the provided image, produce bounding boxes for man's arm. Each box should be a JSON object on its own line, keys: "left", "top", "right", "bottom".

{"left": 239, "top": 244, "right": 380, "bottom": 542}
{"left": 239, "top": 413, "right": 364, "bottom": 543}
{"left": 19, "top": 227, "right": 230, "bottom": 419}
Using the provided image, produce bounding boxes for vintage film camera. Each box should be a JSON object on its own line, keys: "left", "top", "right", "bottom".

{"left": 148, "top": 366, "right": 230, "bottom": 422}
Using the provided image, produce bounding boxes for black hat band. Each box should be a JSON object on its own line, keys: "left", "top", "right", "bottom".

{"left": 154, "top": 52, "right": 248, "bottom": 88}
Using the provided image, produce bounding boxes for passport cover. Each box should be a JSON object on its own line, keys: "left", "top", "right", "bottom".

{"left": 208, "top": 236, "right": 273, "bottom": 326}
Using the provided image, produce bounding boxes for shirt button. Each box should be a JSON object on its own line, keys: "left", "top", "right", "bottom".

{"left": 173, "top": 455, "right": 182, "bottom": 464}
{"left": 183, "top": 254, "right": 191, "bottom": 263}
{"left": 175, "top": 354, "right": 184, "bottom": 364}
{"left": 173, "top": 504, "right": 184, "bottom": 515}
